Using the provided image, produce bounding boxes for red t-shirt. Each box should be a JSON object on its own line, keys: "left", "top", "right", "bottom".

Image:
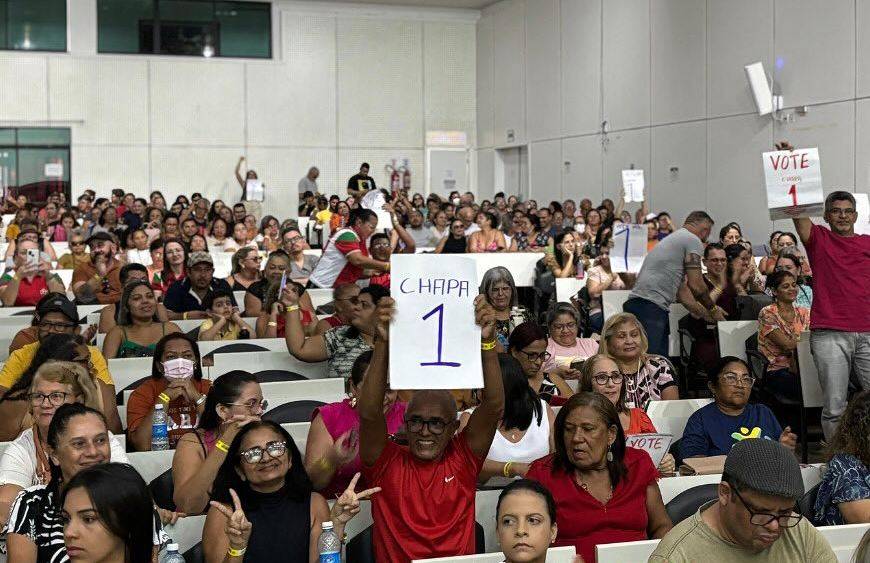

{"left": 804, "top": 224, "right": 870, "bottom": 332}
{"left": 368, "top": 272, "right": 390, "bottom": 288}
{"left": 526, "top": 447, "right": 658, "bottom": 563}
{"left": 323, "top": 315, "right": 344, "bottom": 328}
{"left": 13, "top": 275, "right": 49, "bottom": 306}
{"left": 362, "top": 433, "right": 484, "bottom": 563}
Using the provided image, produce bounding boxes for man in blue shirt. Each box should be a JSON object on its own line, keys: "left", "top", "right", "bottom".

{"left": 163, "top": 252, "right": 235, "bottom": 320}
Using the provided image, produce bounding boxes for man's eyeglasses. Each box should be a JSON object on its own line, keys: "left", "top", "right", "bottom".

{"left": 28, "top": 392, "right": 70, "bottom": 406}
{"left": 335, "top": 296, "right": 361, "bottom": 306}
{"left": 518, "top": 350, "right": 552, "bottom": 363}
{"left": 240, "top": 440, "right": 287, "bottom": 464}
{"left": 225, "top": 399, "right": 268, "bottom": 414}
{"left": 732, "top": 486, "right": 802, "bottom": 528}
{"left": 404, "top": 416, "right": 448, "bottom": 435}
{"left": 721, "top": 372, "right": 755, "bottom": 387}
{"left": 284, "top": 236, "right": 304, "bottom": 244}
{"left": 371, "top": 241, "right": 391, "bottom": 249}
{"left": 592, "top": 371, "right": 623, "bottom": 386}
{"left": 39, "top": 320, "right": 78, "bottom": 332}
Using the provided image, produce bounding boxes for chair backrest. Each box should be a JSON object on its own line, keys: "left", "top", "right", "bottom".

{"left": 149, "top": 467, "right": 176, "bottom": 512}
{"left": 183, "top": 542, "right": 204, "bottom": 563}
{"left": 735, "top": 294, "right": 773, "bottom": 321}
{"left": 665, "top": 483, "right": 719, "bottom": 525}
{"left": 116, "top": 375, "right": 151, "bottom": 404}
{"left": 262, "top": 400, "right": 326, "bottom": 423}
{"left": 744, "top": 332, "right": 768, "bottom": 383}
{"left": 253, "top": 370, "right": 308, "bottom": 383}
{"left": 345, "top": 524, "right": 375, "bottom": 563}
{"left": 797, "top": 333, "right": 824, "bottom": 408}
{"left": 414, "top": 546, "right": 577, "bottom": 562}
{"left": 799, "top": 482, "right": 821, "bottom": 523}
{"left": 209, "top": 352, "right": 329, "bottom": 380}
{"left": 596, "top": 539, "right": 659, "bottom": 563}
{"left": 645, "top": 399, "right": 713, "bottom": 441}
{"left": 202, "top": 343, "right": 268, "bottom": 360}
{"left": 716, "top": 320, "right": 758, "bottom": 361}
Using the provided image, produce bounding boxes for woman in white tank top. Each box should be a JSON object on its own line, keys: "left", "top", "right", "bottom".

{"left": 459, "top": 354, "right": 556, "bottom": 483}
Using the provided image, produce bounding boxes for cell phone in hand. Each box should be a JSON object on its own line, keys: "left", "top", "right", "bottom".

{"left": 26, "top": 248, "right": 39, "bottom": 269}
{"left": 279, "top": 271, "right": 287, "bottom": 295}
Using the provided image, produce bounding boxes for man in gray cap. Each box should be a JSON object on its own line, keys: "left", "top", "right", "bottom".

{"left": 163, "top": 252, "right": 236, "bottom": 320}
{"left": 649, "top": 439, "right": 836, "bottom": 562}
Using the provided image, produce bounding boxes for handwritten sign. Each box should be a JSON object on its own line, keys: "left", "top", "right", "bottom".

{"left": 625, "top": 433, "right": 673, "bottom": 467}
{"left": 360, "top": 190, "right": 392, "bottom": 233}
{"left": 245, "top": 179, "right": 264, "bottom": 202}
{"left": 762, "top": 147, "right": 824, "bottom": 219}
{"left": 390, "top": 254, "right": 481, "bottom": 389}
{"left": 622, "top": 169, "right": 645, "bottom": 202}
{"left": 610, "top": 224, "right": 647, "bottom": 273}
{"left": 44, "top": 162, "right": 63, "bottom": 178}
{"left": 855, "top": 193, "right": 869, "bottom": 236}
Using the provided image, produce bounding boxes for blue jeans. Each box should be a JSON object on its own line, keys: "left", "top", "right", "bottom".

{"left": 810, "top": 329, "right": 870, "bottom": 440}
{"left": 623, "top": 297, "right": 670, "bottom": 357}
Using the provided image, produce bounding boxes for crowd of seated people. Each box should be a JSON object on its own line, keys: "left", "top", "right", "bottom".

{"left": 0, "top": 150, "right": 862, "bottom": 561}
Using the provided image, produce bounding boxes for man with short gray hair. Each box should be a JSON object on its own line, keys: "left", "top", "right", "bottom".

{"left": 650, "top": 439, "right": 837, "bottom": 562}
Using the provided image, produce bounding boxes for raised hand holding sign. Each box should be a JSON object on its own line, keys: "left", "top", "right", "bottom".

{"left": 762, "top": 146, "right": 824, "bottom": 219}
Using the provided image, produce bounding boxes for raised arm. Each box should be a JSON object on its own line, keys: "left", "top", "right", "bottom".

{"left": 280, "top": 286, "right": 328, "bottom": 362}
{"left": 463, "top": 295, "right": 505, "bottom": 458}
{"left": 390, "top": 215, "right": 416, "bottom": 254}
{"left": 359, "top": 297, "right": 393, "bottom": 466}
{"left": 235, "top": 156, "right": 246, "bottom": 189}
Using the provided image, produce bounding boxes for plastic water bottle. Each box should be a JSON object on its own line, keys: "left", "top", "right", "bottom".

{"left": 318, "top": 521, "right": 341, "bottom": 563}
{"left": 151, "top": 403, "right": 169, "bottom": 451}
{"left": 161, "top": 543, "right": 185, "bottom": 563}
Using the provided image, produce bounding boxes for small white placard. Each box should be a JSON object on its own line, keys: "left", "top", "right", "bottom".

{"left": 360, "top": 190, "right": 392, "bottom": 232}
{"left": 622, "top": 169, "right": 645, "bottom": 202}
{"left": 44, "top": 162, "right": 63, "bottom": 178}
{"left": 610, "top": 224, "right": 648, "bottom": 273}
{"left": 762, "top": 147, "right": 824, "bottom": 219}
{"left": 390, "top": 254, "right": 481, "bottom": 390}
{"left": 245, "top": 179, "right": 264, "bottom": 202}
{"left": 625, "top": 433, "right": 673, "bottom": 467}
{"left": 855, "top": 193, "right": 869, "bottom": 236}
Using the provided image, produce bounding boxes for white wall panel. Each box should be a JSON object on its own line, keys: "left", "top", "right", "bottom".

{"left": 477, "top": 14, "right": 495, "bottom": 149}
{"left": 72, "top": 146, "right": 149, "bottom": 196}
{"left": 247, "top": 147, "right": 339, "bottom": 216}
{"left": 707, "top": 114, "right": 773, "bottom": 244}
{"left": 525, "top": 0, "right": 561, "bottom": 141}
{"left": 529, "top": 139, "right": 562, "bottom": 202}
{"left": 650, "top": 0, "right": 705, "bottom": 124}
{"left": 150, "top": 147, "right": 243, "bottom": 205}
{"left": 150, "top": 60, "right": 245, "bottom": 146}
{"left": 774, "top": 0, "right": 855, "bottom": 107}
{"left": 562, "top": 135, "right": 602, "bottom": 203}
{"left": 247, "top": 14, "right": 336, "bottom": 148}
{"left": 49, "top": 58, "right": 149, "bottom": 145}
{"left": 603, "top": 129, "right": 650, "bottom": 202}
{"left": 477, "top": 148, "right": 495, "bottom": 199}
{"left": 0, "top": 56, "right": 47, "bottom": 121}
{"left": 773, "top": 101, "right": 855, "bottom": 195}
{"left": 650, "top": 121, "right": 706, "bottom": 221}
{"left": 706, "top": 0, "right": 772, "bottom": 118}
{"left": 858, "top": 0, "right": 870, "bottom": 96}
{"left": 492, "top": 0, "right": 526, "bottom": 145}
{"left": 602, "top": 0, "right": 650, "bottom": 130}
{"left": 425, "top": 22, "right": 476, "bottom": 143}
{"left": 561, "top": 0, "right": 601, "bottom": 137}
{"left": 337, "top": 18, "right": 423, "bottom": 148}
{"left": 855, "top": 99, "right": 870, "bottom": 191}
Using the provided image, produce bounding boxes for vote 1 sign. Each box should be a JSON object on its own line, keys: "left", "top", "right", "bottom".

{"left": 762, "top": 147, "right": 824, "bottom": 219}
{"left": 625, "top": 433, "right": 673, "bottom": 467}
{"left": 389, "top": 254, "right": 482, "bottom": 390}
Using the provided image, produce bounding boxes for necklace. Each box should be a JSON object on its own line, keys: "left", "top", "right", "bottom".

{"left": 578, "top": 477, "right": 613, "bottom": 503}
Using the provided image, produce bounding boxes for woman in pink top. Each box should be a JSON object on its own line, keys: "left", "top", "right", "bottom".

{"left": 305, "top": 350, "right": 406, "bottom": 498}
{"left": 543, "top": 303, "right": 599, "bottom": 378}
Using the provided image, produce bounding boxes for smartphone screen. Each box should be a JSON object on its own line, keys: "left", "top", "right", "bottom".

{"left": 26, "top": 248, "right": 39, "bottom": 269}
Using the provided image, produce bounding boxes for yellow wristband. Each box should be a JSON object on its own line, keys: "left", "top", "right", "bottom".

{"left": 503, "top": 461, "right": 513, "bottom": 478}
{"left": 158, "top": 393, "right": 170, "bottom": 404}
{"left": 285, "top": 305, "right": 300, "bottom": 312}
{"left": 481, "top": 340, "right": 497, "bottom": 351}
{"left": 227, "top": 546, "right": 247, "bottom": 557}
{"left": 215, "top": 440, "right": 230, "bottom": 453}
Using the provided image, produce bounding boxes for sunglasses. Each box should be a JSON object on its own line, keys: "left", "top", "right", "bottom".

{"left": 240, "top": 440, "right": 287, "bottom": 464}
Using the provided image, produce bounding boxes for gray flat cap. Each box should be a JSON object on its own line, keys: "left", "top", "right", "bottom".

{"left": 724, "top": 439, "right": 804, "bottom": 500}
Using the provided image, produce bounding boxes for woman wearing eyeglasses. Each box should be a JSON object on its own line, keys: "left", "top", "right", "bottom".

{"left": 579, "top": 354, "right": 676, "bottom": 474}
{"left": 680, "top": 356, "right": 796, "bottom": 459}
{"left": 172, "top": 370, "right": 264, "bottom": 514}
{"left": 509, "top": 322, "right": 574, "bottom": 400}
{"left": 304, "top": 351, "right": 406, "bottom": 498}
{"left": 0, "top": 362, "right": 127, "bottom": 527}
{"left": 204, "top": 421, "right": 377, "bottom": 563}
{"left": 435, "top": 219, "right": 469, "bottom": 254}
{"left": 542, "top": 303, "right": 599, "bottom": 379}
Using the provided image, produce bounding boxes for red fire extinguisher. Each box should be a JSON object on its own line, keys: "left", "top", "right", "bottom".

{"left": 389, "top": 159, "right": 400, "bottom": 192}
{"left": 402, "top": 158, "right": 411, "bottom": 191}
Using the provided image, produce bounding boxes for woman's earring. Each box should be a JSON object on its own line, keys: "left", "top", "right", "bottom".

{"left": 606, "top": 444, "right": 614, "bottom": 462}
{"left": 350, "top": 396, "right": 358, "bottom": 408}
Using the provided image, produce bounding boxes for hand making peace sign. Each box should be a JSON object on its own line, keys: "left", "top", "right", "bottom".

{"left": 329, "top": 472, "right": 381, "bottom": 525}
{"left": 209, "top": 488, "right": 252, "bottom": 550}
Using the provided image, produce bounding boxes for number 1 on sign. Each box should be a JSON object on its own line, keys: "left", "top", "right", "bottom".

{"left": 420, "top": 304, "right": 461, "bottom": 368}
{"left": 788, "top": 184, "right": 798, "bottom": 206}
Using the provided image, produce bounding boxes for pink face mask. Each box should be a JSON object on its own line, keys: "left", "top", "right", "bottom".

{"left": 163, "top": 358, "right": 195, "bottom": 379}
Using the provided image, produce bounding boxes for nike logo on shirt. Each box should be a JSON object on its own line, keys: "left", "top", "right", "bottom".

{"left": 444, "top": 475, "right": 455, "bottom": 483}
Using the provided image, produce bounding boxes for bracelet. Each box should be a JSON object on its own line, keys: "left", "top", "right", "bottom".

{"left": 182, "top": 312, "right": 188, "bottom": 320}
{"left": 503, "top": 461, "right": 514, "bottom": 478}
{"left": 158, "top": 392, "right": 170, "bottom": 404}
{"left": 267, "top": 321, "right": 278, "bottom": 327}
{"left": 195, "top": 394, "right": 207, "bottom": 406}
{"left": 227, "top": 546, "right": 247, "bottom": 557}
{"left": 481, "top": 340, "right": 497, "bottom": 351}
{"left": 285, "top": 305, "right": 300, "bottom": 313}
{"left": 215, "top": 439, "right": 230, "bottom": 453}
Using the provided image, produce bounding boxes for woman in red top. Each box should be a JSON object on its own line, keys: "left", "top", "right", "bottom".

{"left": 0, "top": 240, "right": 65, "bottom": 306}
{"left": 579, "top": 354, "right": 676, "bottom": 474}
{"left": 526, "top": 392, "right": 672, "bottom": 563}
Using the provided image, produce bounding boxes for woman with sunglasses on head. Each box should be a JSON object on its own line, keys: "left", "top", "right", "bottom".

{"left": 509, "top": 322, "right": 574, "bottom": 401}
{"left": 225, "top": 247, "right": 262, "bottom": 292}
{"left": 57, "top": 231, "right": 90, "bottom": 270}
{"left": 579, "top": 354, "right": 676, "bottom": 474}
{"left": 0, "top": 361, "right": 128, "bottom": 527}
{"left": 435, "top": 218, "right": 469, "bottom": 254}
{"left": 680, "top": 356, "right": 796, "bottom": 460}
{"left": 172, "top": 370, "right": 264, "bottom": 514}
{"left": 304, "top": 351, "right": 406, "bottom": 498}
{"left": 126, "top": 333, "right": 211, "bottom": 451}
{"left": 204, "top": 421, "right": 377, "bottom": 563}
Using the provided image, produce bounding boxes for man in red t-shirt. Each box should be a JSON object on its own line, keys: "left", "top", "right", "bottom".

{"left": 791, "top": 186, "right": 870, "bottom": 440}
{"left": 360, "top": 296, "right": 504, "bottom": 563}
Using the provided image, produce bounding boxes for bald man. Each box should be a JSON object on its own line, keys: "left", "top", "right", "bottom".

{"left": 360, "top": 296, "right": 503, "bottom": 563}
